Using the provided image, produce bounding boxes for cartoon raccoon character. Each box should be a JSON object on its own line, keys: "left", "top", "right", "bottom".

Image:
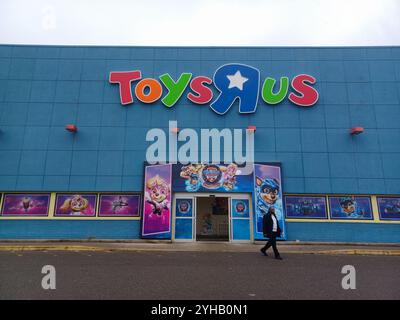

{"left": 255, "top": 176, "right": 283, "bottom": 233}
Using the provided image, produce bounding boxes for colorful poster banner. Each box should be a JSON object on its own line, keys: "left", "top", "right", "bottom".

{"left": 231, "top": 199, "right": 250, "bottom": 218}
{"left": 377, "top": 197, "right": 400, "bottom": 221}
{"left": 172, "top": 163, "right": 253, "bottom": 193}
{"left": 142, "top": 164, "right": 172, "bottom": 238}
{"left": 284, "top": 196, "right": 328, "bottom": 219}
{"left": 1, "top": 194, "right": 50, "bottom": 216}
{"left": 253, "top": 163, "right": 286, "bottom": 240}
{"left": 55, "top": 194, "right": 97, "bottom": 217}
{"left": 328, "top": 196, "right": 373, "bottom": 220}
{"left": 175, "top": 198, "right": 193, "bottom": 218}
{"left": 98, "top": 194, "right": 141, "bottom": 217}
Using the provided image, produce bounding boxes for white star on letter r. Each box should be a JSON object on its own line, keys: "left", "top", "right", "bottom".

{"left": 227, "top": 71, "right": 248, "bottom": 91}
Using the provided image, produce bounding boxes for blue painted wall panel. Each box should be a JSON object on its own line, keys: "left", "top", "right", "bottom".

{"left": 0, "top": 220, "right": 398, "bottom": 243}
{"left": 0, "top": 220, "right": 141, "bottom": 239}
{"left": 286, "top": 222, "right": 400, "bottom": 243}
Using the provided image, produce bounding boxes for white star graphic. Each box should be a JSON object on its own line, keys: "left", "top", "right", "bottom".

{"left": 227, "top": 71, "right": 248, "bottom": 91}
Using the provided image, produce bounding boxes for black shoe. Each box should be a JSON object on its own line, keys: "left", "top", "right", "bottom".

{"left": 275, "top": 256, "right": 283, "bottom": 260}
{"left": 260, "top": 248, "right": 267, "bottom": 256}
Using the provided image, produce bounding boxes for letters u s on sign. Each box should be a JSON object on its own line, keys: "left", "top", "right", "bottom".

{"left": 109, "top": 63, "right": 319, "bottom": 115}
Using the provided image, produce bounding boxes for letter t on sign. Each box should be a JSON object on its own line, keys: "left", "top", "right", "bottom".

{"left": 109, "top": 70, "right": 142, "bottom": 105}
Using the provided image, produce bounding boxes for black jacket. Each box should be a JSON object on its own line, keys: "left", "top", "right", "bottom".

{"left": 262, "top": 212, "right": 281, "bottom": 238}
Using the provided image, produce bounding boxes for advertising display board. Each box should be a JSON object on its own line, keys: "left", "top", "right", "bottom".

{"left": 142, "top": 164, "right": 172, "bottom": 238}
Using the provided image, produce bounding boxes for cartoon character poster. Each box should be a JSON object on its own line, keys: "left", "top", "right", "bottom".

{"left": 377, "top": 197, "right": 400, "bottom": 221}
{"left": 253, "top": 164, "right": 286, "bottom": 240}
{"left": 231, "top": 199, "right": 250, "bottom": 218}
{"left": 173, "top": 163, "right": 253, "bottom": 193}
{"left": 1, "top": 194, "right": 50, "bottom": 216}
{"left": 99, "top": 194, "right": 141, "bottom": 217}
{"left": 328, "top": 196, "right": 373, "bottom": 220}
{"left": 55, "top": 194, "right": 97, "bottom": 216}
{"left": 141, "top": 164, "right": 172, "bottom": 238}
{"left": 284, "top": 196, "right": 328, "bottom": 219}
{"left": 176, "top": 199, "right": 193, "bottom": 218}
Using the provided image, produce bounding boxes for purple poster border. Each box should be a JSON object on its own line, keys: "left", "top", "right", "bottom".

{"left": 98, "top": 193, "right": 142, "bottom": 217}
{"left": 141, "top": 164, "right": 173, "bottom": 237}
{"left": 284, "top": 195, "right": 328, "bottom": 219}
{"left": 1, "top": 193, "right": 50, "bottom": 217}
{"left": 377, "top": 196, "right": 400, "bottom": 221}
{"left": 328, "top": 195, "right": 373, "bottom": 220}
{"left": 54, "top": 193, "right": 97, "bottom": 217}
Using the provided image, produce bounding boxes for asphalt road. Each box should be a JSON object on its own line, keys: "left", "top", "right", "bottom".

{"left": 0, "top": 250, "right": 399, "bottom": 300}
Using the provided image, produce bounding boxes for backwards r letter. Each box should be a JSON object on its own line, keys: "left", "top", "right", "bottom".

{"left": 210, "top": 64, "right": 260, "bottom": 115}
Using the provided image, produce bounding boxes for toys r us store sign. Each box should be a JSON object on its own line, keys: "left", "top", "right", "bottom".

{"left": 109, "top": 63, "right": 318, "bottom": 115}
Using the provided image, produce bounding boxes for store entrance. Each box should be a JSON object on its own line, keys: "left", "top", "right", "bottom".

{"left": 195, "top": 196, "right": 229, "bottom": 241}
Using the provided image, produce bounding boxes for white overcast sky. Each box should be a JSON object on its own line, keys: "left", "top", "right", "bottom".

{"left": 1, "top": 0, "right": 400, "bottom": 46}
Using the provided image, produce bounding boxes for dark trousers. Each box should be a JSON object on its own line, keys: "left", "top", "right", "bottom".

{"left": 263, "top": 232, "right": 280, "bottom": 257}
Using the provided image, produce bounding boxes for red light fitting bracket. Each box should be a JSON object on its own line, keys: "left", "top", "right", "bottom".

{"left": 65, "top": 124, "right": 78, "bottom": 133}
{"left": 350, "top": 127, "right": 364, "bottom": 135}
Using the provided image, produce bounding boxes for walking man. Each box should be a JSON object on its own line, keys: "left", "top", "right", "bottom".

{"left": 260, "top": 207, "right": 283, "bottom": 260}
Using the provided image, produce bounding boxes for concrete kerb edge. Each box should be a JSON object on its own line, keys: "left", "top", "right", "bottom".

{"left": 1, "top": 245, "right": 400, "bottom": 256}
{"left": 0, "top": 239, "right": 399, "bottom": 246}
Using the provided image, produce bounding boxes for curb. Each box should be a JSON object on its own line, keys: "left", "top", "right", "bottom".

{"left": 1, "top": 245, "right": 400, "bottom": 256}
{"left": 0, "top": 246, "right": 106, "bottom": 252}
{"left": 299, "top": 249, "right": 400, "bottom": 256}
{"left": 1, "top": 240, "right": 399, "bottom": 247}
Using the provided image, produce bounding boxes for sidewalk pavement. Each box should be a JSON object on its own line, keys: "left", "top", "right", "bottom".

{"left": 0, "top": 240, "right": 400, "bottom": 256}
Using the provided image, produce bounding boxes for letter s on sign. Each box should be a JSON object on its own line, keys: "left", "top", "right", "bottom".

{"left": 187, "top": 76, "right": 213, "bottom": 104}
{"left": 288, "top": 74, "right": 318, "bottom": 107}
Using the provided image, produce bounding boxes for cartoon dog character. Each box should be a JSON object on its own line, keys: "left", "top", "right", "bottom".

{"left": 255, "top": 176, "right": 282, "bottom": 234}
{"left": 59, "top": 195, "right": 89, "bottom": 215}
{"left": 256, "top": 176, "right": 280, "bottom": 207}
{"left": 339, "top": 197, "right": 364, "bottom": 218}
{"left": 222, "top": 163, "right": 238, "bottom": 190}
{"left": 180, "top": 164, "right": 203, "bottom": 191}
{"left": 145, "top": 175, "right": 170, "bottom": 217}
{"left": 180, "top": 164, "right": 202, "bottom": 179}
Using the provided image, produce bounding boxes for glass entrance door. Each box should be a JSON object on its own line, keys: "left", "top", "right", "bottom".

{"left": 195, "top": 196, "right": 229, "bottom": 241}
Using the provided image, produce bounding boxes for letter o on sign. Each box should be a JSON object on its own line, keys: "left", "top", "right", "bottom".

{"left": 135, "top": 78, "right": 163, "bottom": 103}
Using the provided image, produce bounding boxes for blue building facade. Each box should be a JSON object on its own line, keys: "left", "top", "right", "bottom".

{"left": 0, "top": 45, "right": 399, "bottom": 242}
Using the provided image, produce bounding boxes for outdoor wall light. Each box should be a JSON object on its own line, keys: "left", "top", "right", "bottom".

{"left": 247, "top": 125, "right": 256, "bottom": 132}
{"left": 65, "top": 124, "right": 78, "bottom": 133}
{"left": 350, "top": 127, "right": 364, "bottom": 135}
